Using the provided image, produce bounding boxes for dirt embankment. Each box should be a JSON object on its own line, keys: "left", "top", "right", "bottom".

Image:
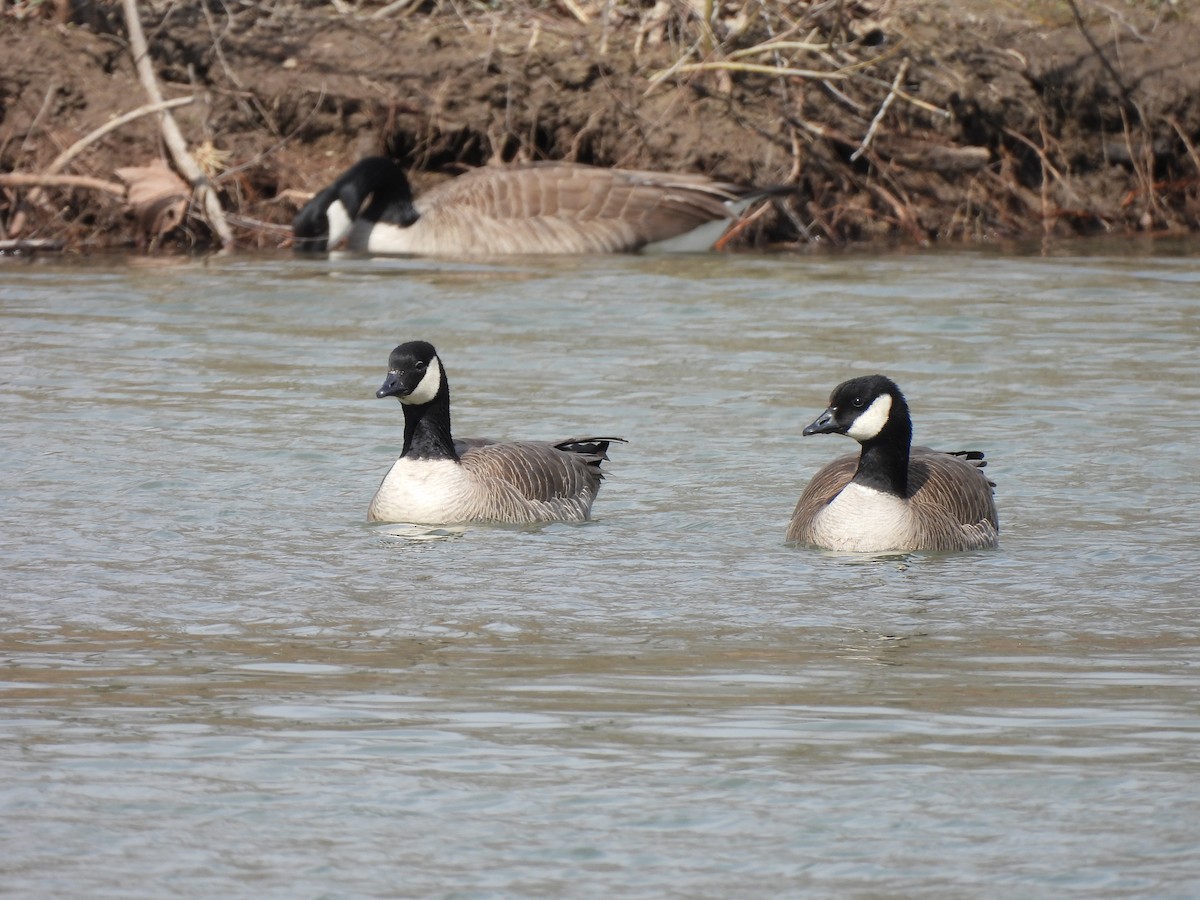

{"left": 1, "top": 0, "right": 1198, "bottom": 252}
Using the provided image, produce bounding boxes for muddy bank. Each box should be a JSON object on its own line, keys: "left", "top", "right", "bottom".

{"left": 1, "top": 0, "right": 1198, "bottom": 252}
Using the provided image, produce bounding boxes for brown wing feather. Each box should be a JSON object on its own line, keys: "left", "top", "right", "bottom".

{"left": 414, "top": 164, "right": 750, "bottom": 253}
{"left": 458, "top": 436, "right": 621, "bottom": 522}
{"left": 908, "top": 447, "right": 999, "bottom": 549}
{"left": 785, "top": 452, "right": 858, "bottom": 544}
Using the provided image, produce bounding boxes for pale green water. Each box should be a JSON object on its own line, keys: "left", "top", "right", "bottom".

{"left": 2, "top": 244, "right": 1199, "bottom": 897}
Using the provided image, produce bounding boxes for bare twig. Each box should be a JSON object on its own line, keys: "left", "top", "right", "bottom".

{"left": 0, "top": 173, "right": 126, "bottom": 195}
{"left": 1167, "top": 116, "right": 1200, "bottom": 177}
{"left": 854, "top": 73, "right": 950, "bottom": 118}
{"left": 1037, "top": 119, "right": 1053, "bottom": 236}
{"left": 199, "top": 2, "right": 279, "bottom": 136}
{"left": 713, "top": 200, "right": 774, "bottom": 251}
{"left": 213, "top": 88, "right": 328, "bottom": 185}
{"left": 695, "top": 0, "right": 717, "bottom": 60}
{"left": 726, "top": 40, "right": 831, "bottom": 60}
{"left": 648, "top": 40, "right": 947, "bottom": 119}
{"left": 650, "top": 59, "right": 855, "bottom": 84}
{"left": 642, "top": 35, "right": 706, "bottom": 92}
{"left": 45, "top": 97, "right": 196, "bottom": 176}
{"left": 866, "top": 179, "right": 927, "bottom": 244}
{"left": 120, "top": 0, "right": 234, "bottom": 248}
{"left": 557, "top": 0, "right": 590, "bottom": 25}
{"left": 7, "top": 96, "right": 194, "bottom": 238}
{"left": 370, "top": 0, "right": 421, "bottom": 19}
{"left": 1120, "top": 101, "right": 1161, "bottom": 226}
{"left": 221, "top": 214, "right": 294, "bottom": 236}
{"left": 786, "top": 129, "right": 805, "bottom": 183}
{"left": 1003, "top": 125, "right": 1084, "bottom": 208}
{"left": 20, "top": 81, "right": 58, "bottom": 156}
{"left": 819, "top": 79, "right": 869, "bottom": 114}
{"left": 850, "top": 59, "right": 907, "bottom": 162}
{"left": 1065, "top": 0, "right": 1133, "bottom": 112}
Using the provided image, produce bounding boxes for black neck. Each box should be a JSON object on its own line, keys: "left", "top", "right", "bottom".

{"left": 853, "top": 417, "right": 912, "bottom": 497}
{"left": 337, "top": 159, "right": 420, "bottom": 227}
{"left": 400, "top": 379, "right": 458, "bottom": 461}
{"left": 362, "top": 183, "right": 420, "bottom": 228}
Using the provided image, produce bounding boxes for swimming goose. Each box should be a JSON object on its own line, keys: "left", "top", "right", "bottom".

{"left": 293, "top": 156, "right": 774, "bottom": 256}
{"left": 786, "top": 375, "right": 999, "bottom": 552}
{"left": 367, "top": 340, "right": 623, "bottom": 525}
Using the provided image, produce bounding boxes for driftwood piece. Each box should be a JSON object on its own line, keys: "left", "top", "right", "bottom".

{"left": 119, "top": 0, "right": 233, "bottom": 248}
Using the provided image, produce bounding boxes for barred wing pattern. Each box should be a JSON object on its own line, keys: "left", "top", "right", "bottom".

{"left": 457, "top": 436, "right": 621, "bottom": 523}
{"left": 408, "top": 164, "right": 749, "bottom": 255}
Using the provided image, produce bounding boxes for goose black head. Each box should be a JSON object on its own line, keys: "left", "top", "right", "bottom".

{"left": 377, "top": 340, "right": 444, "bottom": 406}
{"left": 803, "top": 374, "right": 910, "bottom": 444}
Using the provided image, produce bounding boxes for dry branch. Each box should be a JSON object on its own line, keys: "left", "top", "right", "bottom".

{"left": 1167, "top": 116, "right": 1200, "bottom": 177}
{"left": 725, "top": 41, "right": 832, "bottom": 60}
{"left": 4, "top": 96, "right": 195, "bottom": 240}
{"left": 370, "top": 0, "right": 421, "bottom": 19}
{"left": 45, "top": 97, "right": 196, "bottom": 177}
{"left": 0, "top": 173, "right": 126, "bottom": 195}
{"left": 557, "top": 0, "right": 591, "bottom": 25}
{"left": 850, "top": 59, "right": 908, "bottom": 162}
{"left": 650, "top": 59, "right": 856, "bottom": 84}
{"left": 120, "top": 0, "right": 233, "bottom": 248}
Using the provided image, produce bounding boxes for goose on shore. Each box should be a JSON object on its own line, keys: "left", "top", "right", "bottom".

{"left": 786, "top": 375, "right": 999, "bottom": 552}
{"left": 294, "top": 157, "right": 777, "bottom": 256}
{"left": 367, "top": 340, "right": 623, "bottom": 525}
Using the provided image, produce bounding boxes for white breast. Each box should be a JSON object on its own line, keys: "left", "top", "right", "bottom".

{"left": 807, "top": 483, "right": 917, "bottom": 552}
{"left": 367, "top": 457, "right": 475, "bottom": 524}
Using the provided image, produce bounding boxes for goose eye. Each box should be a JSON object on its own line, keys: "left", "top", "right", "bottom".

{"left": 413, "top": 360, "right": 427, "bottom": 371}
{"left": 851, "top": 396, "right": 865, "bottom": 408}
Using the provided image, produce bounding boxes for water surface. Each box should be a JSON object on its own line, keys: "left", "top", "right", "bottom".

{"left": 2, "top": 243, "right": 1199, "bottom": 897}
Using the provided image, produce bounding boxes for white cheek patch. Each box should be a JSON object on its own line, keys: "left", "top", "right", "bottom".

{"left": 399, "top": 356, "right": 443, "bottom": 406}
{"left": 325, "top": 199, "right": 352, "bottom": 249}
{"left": 846, "top": 393, "right": 892, "bottom": 441}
